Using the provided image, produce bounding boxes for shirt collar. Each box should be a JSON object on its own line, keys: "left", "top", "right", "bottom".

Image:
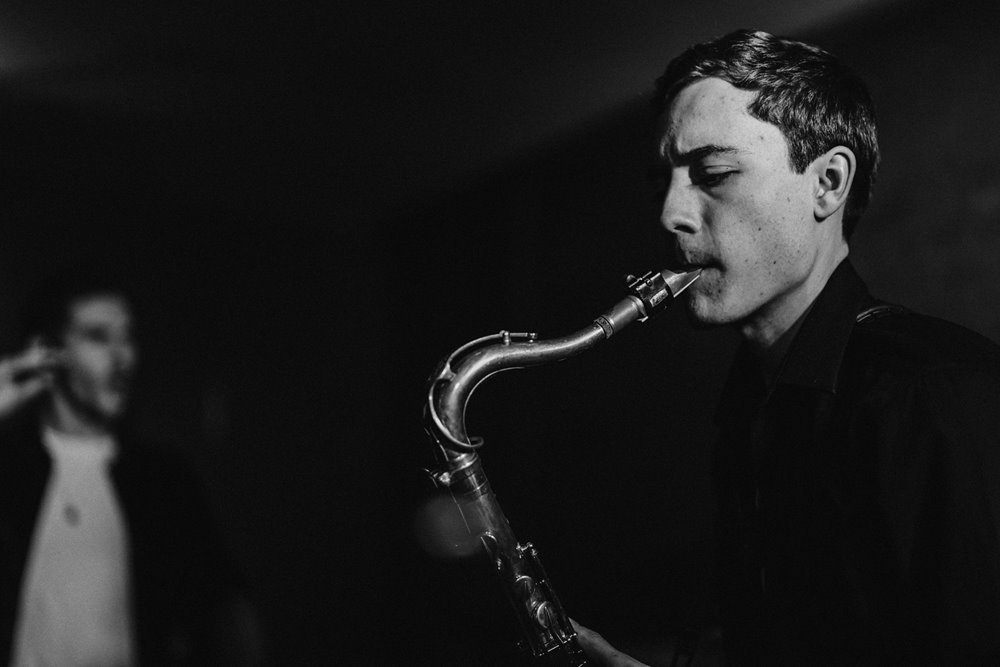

{"left": 774, "top": 258, "right": 873, "bottom": 392}
{"left": 714, "top": 259, "right": 874, "bottom": 427}
{"left": 42, "top": 427, "right": 118, "bottom": 463}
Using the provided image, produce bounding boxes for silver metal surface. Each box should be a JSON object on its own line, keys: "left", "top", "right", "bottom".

{"left": 423, "top": 267, "right": 699, "bottom": 665}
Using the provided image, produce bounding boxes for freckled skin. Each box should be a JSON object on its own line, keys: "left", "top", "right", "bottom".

{"left": 658, "top": 78, "right": 847, "bottom": 348}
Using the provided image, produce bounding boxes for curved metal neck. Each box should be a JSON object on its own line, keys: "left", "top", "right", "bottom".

{"left": 431, "top": 324, "right": 607, "bottom": 447}
{"left": 424, "top": 267, "right": 700, "bottom": 459}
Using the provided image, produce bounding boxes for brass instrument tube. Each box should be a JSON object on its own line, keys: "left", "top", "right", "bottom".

{"left": 424, "top": 268, "right": 700, "bottom": 664}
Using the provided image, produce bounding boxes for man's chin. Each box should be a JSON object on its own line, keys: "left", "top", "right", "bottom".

{"left": 684, "top": 296, "right": 732, "bottom": 329}
{"left": 92, "top": 394, "right": 129, "bottom": 423}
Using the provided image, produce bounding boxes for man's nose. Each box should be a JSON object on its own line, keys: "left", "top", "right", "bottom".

{"left": 660, "top": 177, "right": 702, "bottom": 236}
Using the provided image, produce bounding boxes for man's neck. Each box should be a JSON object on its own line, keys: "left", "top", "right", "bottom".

{"left": 42, "top": 393, "right": 115, "bottom": 438}
{"left": 740, "top": 245, "right": 849, "bottom": 382}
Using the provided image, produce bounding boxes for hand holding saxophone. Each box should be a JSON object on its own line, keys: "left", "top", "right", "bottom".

{"left": 570, "top": 620, "right": 650, "bottom": 667}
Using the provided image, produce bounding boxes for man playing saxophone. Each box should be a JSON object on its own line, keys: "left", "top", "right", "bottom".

{"left": 576, "top": 29, "right": 1000, "bottom": 665}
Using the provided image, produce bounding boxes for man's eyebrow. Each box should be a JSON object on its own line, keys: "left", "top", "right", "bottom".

{"left": 665, "top": 144, "right": 742, "bottom": 166}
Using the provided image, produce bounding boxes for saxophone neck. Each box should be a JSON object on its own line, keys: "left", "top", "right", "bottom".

{"left": 424, "top": 267, "right": 701, "bottom": 456}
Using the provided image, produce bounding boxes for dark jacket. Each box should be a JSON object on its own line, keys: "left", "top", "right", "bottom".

{"left": 714, "top": 260, "right": 1000, "bottom": 665}
{"left": 0, "top": 416, "right": 242, "bottom": 666}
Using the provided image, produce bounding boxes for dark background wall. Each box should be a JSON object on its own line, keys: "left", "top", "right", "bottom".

{"left": 2, "top": 0, "right": 999, "bottom": 664}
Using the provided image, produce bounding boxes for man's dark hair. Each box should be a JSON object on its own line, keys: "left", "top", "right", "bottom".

{"left": 655, "top": 29, "right": 879, "bottom": 238}
{"left": 20, "top": 268, "right": 134, "bottom": 346}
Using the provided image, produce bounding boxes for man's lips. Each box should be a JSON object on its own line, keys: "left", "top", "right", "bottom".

{"left": 674, "top": 256, "right": 719, "bottom": 272}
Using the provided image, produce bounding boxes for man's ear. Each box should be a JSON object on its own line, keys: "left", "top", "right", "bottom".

{"left": 813, "top": 146, "right": 856, "bottom": 221}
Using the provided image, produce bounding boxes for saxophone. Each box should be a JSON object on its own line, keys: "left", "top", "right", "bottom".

{"left": 424, "top": 268, "right": 700, "bottom": 665}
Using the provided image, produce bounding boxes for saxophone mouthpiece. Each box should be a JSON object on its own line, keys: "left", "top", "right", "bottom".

{"left": 620, "top": 267, "right": 703, "bottom": 326}
{"left": 661, "top": 267, "right": 702, "bottom": 297}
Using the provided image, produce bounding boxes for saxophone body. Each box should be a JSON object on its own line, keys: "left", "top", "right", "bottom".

{"left": 424, "top": 268, "right": 700, "bottom": 665}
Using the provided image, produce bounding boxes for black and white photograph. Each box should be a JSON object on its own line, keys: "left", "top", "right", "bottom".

{"left": 2, "top": 0, "right": 1000, "bottom": 664}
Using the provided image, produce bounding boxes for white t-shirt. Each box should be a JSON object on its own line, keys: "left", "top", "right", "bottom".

{"left": 10, "top": 428, "right": 136, "bottom": 667}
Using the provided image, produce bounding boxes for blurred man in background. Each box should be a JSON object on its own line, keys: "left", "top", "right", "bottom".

{"left": 0, "top": 272, "right": 262, "bottom": 665}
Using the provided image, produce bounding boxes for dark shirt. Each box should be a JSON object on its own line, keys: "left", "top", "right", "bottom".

{"left": 714, "top": 260, "right": 1000, "bottom": 665}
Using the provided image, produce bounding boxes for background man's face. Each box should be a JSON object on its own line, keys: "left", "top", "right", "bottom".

{"left": 58, "top": 293, "right": 137, "bottom": 424}
{"left": 657, "top": 77, "right": 822, "bottom": 328}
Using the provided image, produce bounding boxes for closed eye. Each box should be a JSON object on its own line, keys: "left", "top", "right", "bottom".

{"left": 691, "top": 167, "right": 736, "bottom": 188}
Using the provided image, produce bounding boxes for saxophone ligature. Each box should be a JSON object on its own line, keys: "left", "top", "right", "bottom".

{"left": 424, "top": 268, "right": 701, "bottom": 665}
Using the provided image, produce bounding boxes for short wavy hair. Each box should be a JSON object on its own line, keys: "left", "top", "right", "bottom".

{"left": 20, "top": 267, "right": 134, "bottom": 347}
{"left": 655, "top": 29, "right": 879, "bottom": 238}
